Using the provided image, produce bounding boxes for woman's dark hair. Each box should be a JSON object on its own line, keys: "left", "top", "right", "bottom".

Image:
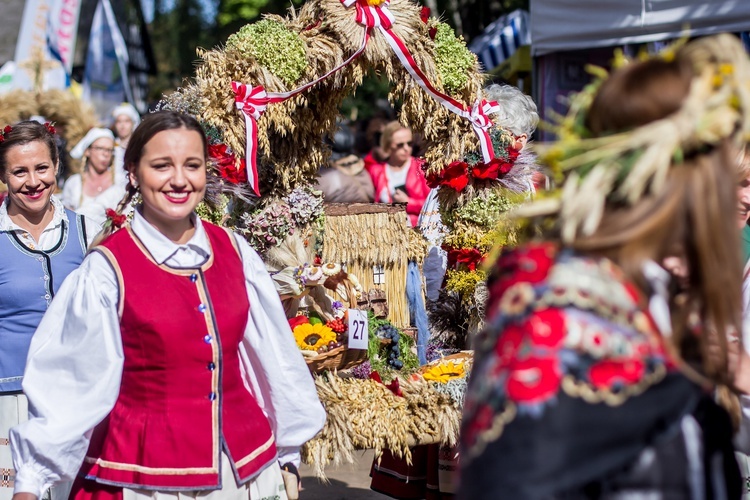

{"left": 0, "top": 121, "right": 59, "bottom": 176}
{"left": 123, "top": 111, "right": 207, "bottom": 175}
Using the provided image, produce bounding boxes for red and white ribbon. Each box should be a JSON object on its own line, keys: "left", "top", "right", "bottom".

{"left": 341, "top": 0, "right": 395, "bottom": 29}
{"left": 340, "top": 0, "right": 501, "bottom": 163}
{"left": 232, "top": 82, "right": 272, "bottom": 195}
{"left": 232, "top": 29, "right": 370, "bottom": 195}
{"left": 468, "top": 99, "right": 501, "bottom": 161}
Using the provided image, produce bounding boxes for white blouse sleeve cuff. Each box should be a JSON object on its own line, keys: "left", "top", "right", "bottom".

{"left": 277, "top": 448, "right": 301, "bottom": 469}
{"left": 13, "top": 463, "right": 52, "bottom": 497}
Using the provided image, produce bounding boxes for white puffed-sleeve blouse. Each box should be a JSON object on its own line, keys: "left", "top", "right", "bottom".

{"left": 10, "top": 209, "right": 326, "bottom": 497}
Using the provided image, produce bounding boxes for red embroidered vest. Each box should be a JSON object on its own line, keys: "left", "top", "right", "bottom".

{"left": 80, "top": 223, "right": 277, "bottom": 490}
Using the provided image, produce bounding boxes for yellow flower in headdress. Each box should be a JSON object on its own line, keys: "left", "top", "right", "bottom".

{"left": 423, "top": 360, "right": 466, "bottom": 383}
{"left": 294, "top": 323, "right": 336, "bottom": 350}
{"left": 366, "top": 0, "right": 387, "bottom": 5}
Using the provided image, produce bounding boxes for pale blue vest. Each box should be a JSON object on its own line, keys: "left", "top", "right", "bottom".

{"left": 0, "top": 210, "right": 87, "bottom": 393}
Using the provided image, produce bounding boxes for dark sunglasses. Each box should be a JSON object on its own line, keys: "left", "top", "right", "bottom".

{"left": 394, "top": 141, "right": 413, "bottom": 149}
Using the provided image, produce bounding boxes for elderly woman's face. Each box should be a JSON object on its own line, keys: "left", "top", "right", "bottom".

{"left": 2, "top": 140, "right": 57, "bottom": 219}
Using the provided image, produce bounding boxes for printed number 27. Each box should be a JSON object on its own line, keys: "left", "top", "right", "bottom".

{"left": 352, "top": 319, "right": 366, "bottom": 340}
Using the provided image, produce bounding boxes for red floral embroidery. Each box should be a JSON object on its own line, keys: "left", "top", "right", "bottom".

{"left": 506, "top": 355, "right": 562, "bottom": 404}
{"left": 494, "top": 325, "right": 525, "bottom": 369}
{"left": 526, "top": 309, "right": 565, "bottom": 348}
{"left": 487, "top": 243, "right": 557, "bottom": 316}
{"left": 589, "top": 358, "right": 645, "bottom": 389}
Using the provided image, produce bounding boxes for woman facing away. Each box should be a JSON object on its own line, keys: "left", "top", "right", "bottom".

{"left": 369, "top": 121, "right": 430, "bottom": 227}
{"left": 459, "top": 34, "right": 750, "bottom": 499}
{"left": 0, "top": 121, "right": 98, "bottom": 500}
{"left": 10, "top": 111, "right": 326, "bottom": 500}
{"left": 62, "top": 128, "right": 125, "bottom": 226}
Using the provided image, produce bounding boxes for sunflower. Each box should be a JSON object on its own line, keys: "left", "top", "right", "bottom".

{"left": 423, "top": 360, "right": 466, "bottom": 383}
{"left": 294, "top": 323, "right": 336, "bottom": 351}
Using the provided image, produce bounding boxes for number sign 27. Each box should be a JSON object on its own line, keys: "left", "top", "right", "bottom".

{"left": 347, "top": 309, "right": 369, "bottom": 350}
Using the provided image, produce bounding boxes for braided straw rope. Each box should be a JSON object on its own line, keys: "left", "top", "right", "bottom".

{"left": 520, "top": 34, "right": 750, "bottom": 243}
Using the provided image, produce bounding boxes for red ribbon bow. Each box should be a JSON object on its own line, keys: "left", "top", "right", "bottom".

{"left": 341, "top": 0, "right": 395, "bottom": 29}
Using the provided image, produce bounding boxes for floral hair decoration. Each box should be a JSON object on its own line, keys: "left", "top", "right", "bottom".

{"left": 0, "top": 125, "right": 11, "bottom": 143}
{"left": 518, "top": 34, "right": 750, "bottom": 243}
{"left": 105, "top": 208, "right": 127, "bottom": 230}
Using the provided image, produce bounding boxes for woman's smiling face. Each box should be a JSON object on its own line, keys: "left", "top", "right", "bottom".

{"left": 130, "top": 128, "right": 206, "bottom": 234}
{"left": 2, "top": 140, "right": 58, "bottom": 219}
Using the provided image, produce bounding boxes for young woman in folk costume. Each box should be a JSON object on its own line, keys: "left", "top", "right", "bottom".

{"left": 460, "top": 34, "right": 750, "bottom": 499}
{"left": 62, "top": 128, "right": 126, "bottom": 226}
{"left": 0, "top": 121, "right": 99, "bottom": 500}
{"left": 10, "top": 111, "right": 325, "bottom": 500}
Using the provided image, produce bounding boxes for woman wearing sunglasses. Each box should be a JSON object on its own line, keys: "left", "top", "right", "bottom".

{"left": 369, "top": 121, "right": 430, "bottom": 226}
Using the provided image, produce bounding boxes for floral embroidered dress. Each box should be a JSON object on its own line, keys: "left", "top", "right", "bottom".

{"left": 459, "top": 243, "right": 740, "bottom": 499}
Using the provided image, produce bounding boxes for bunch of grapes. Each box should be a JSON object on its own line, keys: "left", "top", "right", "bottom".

{"left": 327, "top": 318, "right": 346, "bottom": 334}
{"left": 376, "top": 325, "right": 403, "bottom": 370}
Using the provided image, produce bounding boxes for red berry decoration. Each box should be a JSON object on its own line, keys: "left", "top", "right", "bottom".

{"left": 327, "top": 318, "right": 346, "bottom": 333}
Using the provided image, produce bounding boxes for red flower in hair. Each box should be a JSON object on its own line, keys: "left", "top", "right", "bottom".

{"left": 105, "top": 209, "right": 127, "bottom": 229}
{"left": 44, "top": 122, "right": 56, "bottom": 135}
{"left": 419, "top": 6, "right": 430, "bottom": 23}
{"left": 439, "top": 161, "right": 470, "bottom": 192}
{"left": 507, "top": 147, "right": 520, "bottom": 161}
{"left": 0, "top": 124, "right": 11, "bottom": 143}
{"left": 428, "top": 26, "right": 438, "bottom": 40}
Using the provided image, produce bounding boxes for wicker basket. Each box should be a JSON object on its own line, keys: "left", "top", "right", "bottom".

{"left": 305, "top": 345, "right": 368, "bottom": 374}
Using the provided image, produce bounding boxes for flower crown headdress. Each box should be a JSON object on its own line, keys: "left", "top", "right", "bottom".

{"left": 517, "top": 34, "right": 750, "bottom": 243}
{"left": 0, "top": 122, "right": 57, "bottom": 144}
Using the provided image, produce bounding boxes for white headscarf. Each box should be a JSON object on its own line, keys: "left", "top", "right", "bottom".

{"left": 111, "top": 103, "right": 141, "bottom": 128}
{"left": 70, "top": 128, "right": 115, "bottom": 159}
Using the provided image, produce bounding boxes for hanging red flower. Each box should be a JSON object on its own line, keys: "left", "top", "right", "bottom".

{"left": 419, "top": 6, "right": 430, "bottom": 23}
{"left": 208, "top": 143, "right": 248, "bottom": 184}
{"left": 472, "top": 158, "right": 516, "bottom": 180}
{"left": 445, "top": 246, "right": 483, "bottom": 271}
{"left": 440, "top": 160, "right": 470, "bottom": 191}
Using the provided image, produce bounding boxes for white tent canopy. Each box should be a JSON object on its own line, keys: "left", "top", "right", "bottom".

{"left": 531, "top": 0, "right": 750, "bottom": 56}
